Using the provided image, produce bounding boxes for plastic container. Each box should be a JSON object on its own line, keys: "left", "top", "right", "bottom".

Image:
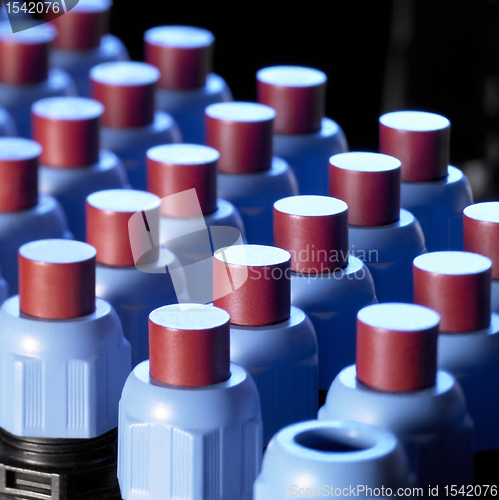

{"left": 48, "top": 0, "right": 129, "bottom": 97}
{"left": 274, "top": 195, "right": 377, "bottom": 394}
{"left": 254, "top": 420, "right": 412, "bottom": 499}
{"left": 213, "top": 244, "right": 318, "bottom": 445}
{"left": 147, "top": 143, "right": 246, "bottom": 304}
{"left": 329, "top": 152, "right": 426, "bottom": 303}
{"left": 0, "top": 21, "right": 76, "bottom": 137}
{"left": 463, "top": 201, "right": 499, "bottom": 314}
{"left": 0, "top": 137, "right": 71, "bottom": 295}
{"left": 34, "top": 96, "right": 128, "bottom": 241}
{"left": 87, "top": 189, "right": 188, "bottom": 368}
{"left": 413, "top": 251, "right": 499, "bottom": 453}
{"left": 0, "top": 239, "right": 130, "bottom": 500}
{"left": 144, "top": 25, "right": 232, "bottom": 144}
{"left": 118, "top": 303, "right": 262, "bottom": 500}
{"left": 0, "top": 106, "right": 16, "bottom": 136}
{"left": 380, "top": 111, "right": 473, "bottom": 251}
{"left": 91, "top": 61, "right": 181, "bottom": 190}
{"left": 206, "top": 102, "right": 299, "bottom": 246}
{"left": 257, "top": 65, "right": 348, "bottom": 196}
{"left": 319, "top": 302, "right": 474, "bottom": 488}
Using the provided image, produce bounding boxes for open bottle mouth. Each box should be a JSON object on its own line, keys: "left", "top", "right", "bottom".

{"left": 293, "top": 426, "right": 375, "bottom": 454}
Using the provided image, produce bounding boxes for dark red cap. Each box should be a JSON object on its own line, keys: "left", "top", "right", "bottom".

{"left": 213, "top": 244, "right": 291, "bottom": 326}
{"left": 19, "top": 239, "right": 96, "bottom": 319}
{"left": 32, "top": 97, "right": 103, "bottom": 168}
{"left": 0, "top": 138, "right": 41, "bottom": 211}
{"left": 149, "top": 304, "right": 231, "bottom": 386}
{"left": 144, "top": 25, "right": 214, "bottom": 90}
{"left": 379, "top": 111, "right": 450, "bottom": 182}
{"left": 274, "top": 195, "right": 349, "bottom": 273}
{"left": 463, "top": 202, "right": 499, "bottom": 280}
{"left": 86, "top": 189, "right": 161, "bottom": 267}
{"left": 205, "top": 102, "right": 275, "bottom": 174}
{"left": 90, "top": 62, "right": 159, "bottom": 128}
{"left": 147, "top": 144, "right": 219, "bottom": 217}
{"left": 329, "top": 152, "right": 401, "bottom": 227}
{"left": 49, "top": 0, "right": 111, "bottom": 50}
{"left": 0, "top": 22, "right": 56, "bottom": 84}
{"left": 413, "top": 251, "right": 492, "bottom": 332}
{"left": 356, "top": 303, "right": 440, "bottom": 392}
{"left": 257, "top": 65, "right": 326, "bottom": 134}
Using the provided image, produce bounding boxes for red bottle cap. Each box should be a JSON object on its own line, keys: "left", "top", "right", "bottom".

{"left": 86, "top": 189, "right": 161, "bottom": 267}
{"left": 379, "top": 111, "right": 450, "bottom": 182}
{"left": 257, "top": 65, "right": 326, "bottom": 134}
{"left": 144, "top": 25, "right": 214, "bottom": 90}
{"left": 413, "top": 251, "right": 492, "bottom": 332}
{"left": 274, "top": 195, "right": 349, "bottom": 273}
{"left": 213, "top": 244, "right": 291, "bottom": 326}
{"left": 19, "top": 239, "right": 96, "bottom": 319}
{"left": 356, "top": 303, "right": 440, "bottom": 392}
{"left": 49, "top": 0, "right": 111, "bottom": 50}
{"left": 32, "top": 97, "right": 103, "bottom": 168}
{"left": 463, "top": 202, "right": 499, "bottom": 280}
{"left": 0, "top": 138, "right": 41, "bottom": 211}
{"left": 329, "top": 152, "right": 401, "bottom": 227}
{"left": 205, "top": 102, "right": 275, "bottom": 174}
{"left": 149, "top": 304, "right": 231, "bottom": 387}
{"left": 147, "top": 144, "right": 219, "bottom": 217}
{"left": 0, "top": 22, "right": 56, "bottom": 84}
{"left": 90, "top": 62, "right": 159, "bottom": 128}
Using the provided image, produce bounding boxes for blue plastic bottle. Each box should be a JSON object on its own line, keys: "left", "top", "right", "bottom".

{"left": 206, "top": 102, "right": 299, "bottom": 246}
{"left": 380, "top": 111, "right": 473, "bottom": 251}
{"left": 0, "top": 21, "right": 75, "bottom": 137}
{"left": 90, "top": 61, "right": 181, "bottom": 190}
{"left": 329, "top": 152, "right": 426, "bottom": 303}
{"left": 0, "top": 137, "right": 71, "bottom": 295}
{"left": 413, "top": 251, "right": 499, "bottom": 454}
{"left": 145, "top": 25, "right": 232, "bottom": 144}
{"left": 254, "top": 420, "right": 412, "bottom": 499}
{"left": 319, "top": 302, "right": 474, "bottom": 488}
{"left": 274, "top": 195, "right": 377, "bottom": 395}
{"left": 33, "top": 97, "right": 128, "bottom": 241}
{"left": 118, "top": 303, "right": 262, "bottom": 500}
{"left": 48, "top": 0, "right": 129, "bottom": 97}
{"left": 213, "top": 244, "right": 318, "bottom": 446}
{"left": 86, "top": 189, "right": 188, "bottom": 367}
{"left": 257, "top": 65, "right": 348, "bottom": 195}
{"left": 0, "top": 239, "right": 130, "bottom": 500}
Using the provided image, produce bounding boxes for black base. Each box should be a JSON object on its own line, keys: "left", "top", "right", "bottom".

{"left": 0, "top": 428, "right": 121, "bottom": 500}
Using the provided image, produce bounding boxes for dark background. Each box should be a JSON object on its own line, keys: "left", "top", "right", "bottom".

{"left": 110, "top": 0, "right": 499, "bottom": 201}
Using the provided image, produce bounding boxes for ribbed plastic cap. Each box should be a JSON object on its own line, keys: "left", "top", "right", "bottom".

{"left": 49, "top": 0, "right": 111, "bottom": 50}
{"left": 19, "top": 239, "right": 96, "bottom": 319}
{"left": 32, "top": 97, "right": 103, "bottom": 168}
{"left": 356, "top": 303, "right": 440, "bottom": 392}
{"left": 463, "top": 202, "right": 499, "bottom": 280}
{"left": 0, "top": 138, "right": 41, "bottom": 211}
{"left": 86, "top": 189, "right": 161, "bottom": 267}
{"left": 205, "top": 102, "right": 275, "bottom": 174}
{"left": 90, "top": 62, "right": 159, "bottom": 128}
{"left": 213, "top": 244, "right": 291, "bottom": 326}
{"left": 413, "top": 251, "right": 492, "bottom": 332}
{"left": 257, "top": 66, "right": 326, "bottom": 134}
{"left": 0, "top": 22, "right": 56, "bottom": 84}
{"left": 147, "top": 144, "right": 219, "bottom": 217}
{"left": 329, "top": 152, "right": 401, "bottom": 226}
{"left": 149, "top": 304, "right": 230, "bottom": 387}
{"left": 274, "top": 195, "right": 348, "bottom": 273}
{"left": 379, "top": 111, "right": 450, "bottom": 182}
{"left": 144, "top": 25, "right": 214, "bottom": 90}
